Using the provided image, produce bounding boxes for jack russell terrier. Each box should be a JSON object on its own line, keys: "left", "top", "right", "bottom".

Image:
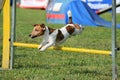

{"left": 29, "top": 10, "right": 84, "bottom": 51}
{"left": 29, "top": 23, "right": 83, "bottom": 51}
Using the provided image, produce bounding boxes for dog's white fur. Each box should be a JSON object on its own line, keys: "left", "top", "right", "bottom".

{"left": 29, "top": 24, "right": 83, "bottom": 51}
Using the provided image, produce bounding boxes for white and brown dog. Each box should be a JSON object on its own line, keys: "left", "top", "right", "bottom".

{"left": 29, "top": 10, "right": 83, "bottom": 51}
{"left": 29, "top": 23, "right": 83, "bottom": 51}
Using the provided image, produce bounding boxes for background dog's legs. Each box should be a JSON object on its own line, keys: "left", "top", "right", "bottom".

{"left": 67, "top": 10, "right": 73, "bottom": 24}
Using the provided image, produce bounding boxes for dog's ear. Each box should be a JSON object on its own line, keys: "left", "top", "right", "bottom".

{"left": 33, "top": 24, "right": 37, "bottom": 27}
{"left": 41, "top": 24, "right": 45, "bottom": 27}
{"left": 41, "top": 24, "right": 46, "bottom": 31}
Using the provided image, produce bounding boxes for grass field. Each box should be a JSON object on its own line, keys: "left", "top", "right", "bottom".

{"left": 0, "top": 8, "right": 120, "bottom": 80}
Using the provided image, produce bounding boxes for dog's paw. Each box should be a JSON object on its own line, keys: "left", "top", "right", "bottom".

{"left": 39, "top": 46, "right": 47, "bottom": 51}
{"left": 38, "top": 45, "right": 42, "bottom": 50}
{"left": 39, "top": 49, "right": 45, "bottom": 52}
{"left": 39, "top": 48, "right": 45, "bottom": 52}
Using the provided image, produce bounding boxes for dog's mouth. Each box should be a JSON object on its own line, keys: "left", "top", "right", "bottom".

{"left": 31, "top": 36, "right": 37, "bottom": 39}
{"left": 29, "top": 34, "right": 37, "bottom": 39}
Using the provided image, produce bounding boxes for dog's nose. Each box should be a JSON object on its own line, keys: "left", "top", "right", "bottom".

{"left": 29, "top": 34, "right": 31, "bottom": 37}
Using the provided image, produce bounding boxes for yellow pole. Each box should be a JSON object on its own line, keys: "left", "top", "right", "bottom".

{"left": 13, "top": 42, "right": 111, "bottom": 55}
{"left": 2, "top": 0, "right": 10, "bottom": 69}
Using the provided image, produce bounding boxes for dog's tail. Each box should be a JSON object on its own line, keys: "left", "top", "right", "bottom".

{"left": 67, "top": 10, "right": 73, "bottom": 24}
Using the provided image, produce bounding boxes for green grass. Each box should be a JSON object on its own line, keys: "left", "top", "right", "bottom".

{"left": 0, "top": 8, "right": 120, "bottom": 80}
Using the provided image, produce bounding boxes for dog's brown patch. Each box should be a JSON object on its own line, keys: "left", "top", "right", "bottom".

{"left": 56, "top": 30, "right": 64, "bottom": 42}
{"left": 48, "top": 27, "right": 56, "bottom": 34}
{"left": 66, "top": 25, "right": 75, "bottom": 35}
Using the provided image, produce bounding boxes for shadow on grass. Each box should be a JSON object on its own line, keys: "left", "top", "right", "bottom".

{"left": 14, "top": 63, "right": 53, "bottom": 69}
{"left": 70, "top": 69, "right": 100, "bottom": 75}
{"left": 0, "top": 53, "right": 2, "bottom": 67}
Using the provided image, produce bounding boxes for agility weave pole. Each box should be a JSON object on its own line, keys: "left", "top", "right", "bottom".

{"left": 13, "top": 42, "right": 111, "bottom": 55}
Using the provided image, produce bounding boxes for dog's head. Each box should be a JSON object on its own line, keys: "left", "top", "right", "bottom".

{"left": 29, "top": 24, "right": 46, "bottom": 38}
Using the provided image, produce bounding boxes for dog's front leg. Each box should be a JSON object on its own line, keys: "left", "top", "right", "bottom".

{"left": 40, "top": 36, "right": 56, "bottom": 51}
{"left": 38, "top": 44, "right": 43, "bottom": 50}
{"left": 40, "top": 41, "right": 54, "bottom": 51}
{"left": 39, "top": 30, "right": 58, "bottom": 51}
{"left": 38, "top": 38, "right": 48, "bottom": 50}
